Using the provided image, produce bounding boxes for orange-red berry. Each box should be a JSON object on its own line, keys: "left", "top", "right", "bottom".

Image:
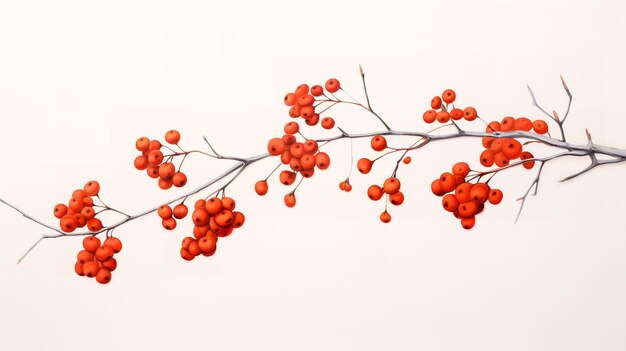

{"left": 310, "top": 85, "right": 324, "bottom": 97}
{"left": 284, "top": 193, "right": 296, "bottom": 207}
{"left": 60, "top": 215, "right": 78, "bottom": 233}
{"left": 533, "top": 120, "right": 549, "bottom": 134}
{"left": 436, "top": 110, "right": 451, "bottom": 123}
{"left": 321, "top": 117, "right": 335, "bottom": 129}
{"left": 431, "top": 96, "right": 442, "bottom": 109}
{"left": 83, "top": 181, "right": 100, "bottom": 196}
{"left": 367, "top": 185, "right": 384, "bottom": 201}
{"left": 136, "top": 137, "right": 150, "bottom": 152}
{"left": 95, "top": 268, "right": 112, "bottom": 284}
{"left": 325, "top": 78, "right": 340, "bottom": 93}
{"left": 165, "top": 130, "right": 181, "bottom": 144}
{"left": 442, "top": 194, "right": 459, "bottom": 212}
{"left": 520, "top": 151, "right": 535, "bottom": 169}
{"left": 389, "top": 191, "right": 404, "bottom": 206}
{"left": 442, "top": 89, "right": 456, "bottom": 104}
{"left": 371, "top": 136, "right": 387, "bottom": 151}
{"left": 267, "top": 138, "right": 285, "bottom": 156}
{"left": 95, "top": 245, "right": 114, "bottom": 262}
{"left": 423, "top": 110, "right": 437, "bottom": 124}
{"left": 383, "top": 177, "right": 401, "bottom": 194}
{"left": 87, "top": 218, "right": 103, "bottom": 232}
{"left": 357, "top": 158, "right": 373, "bottom": 174}
{"left": 315, "top": 152, "right": 330, "bottom": 169}
{"left": 488, "top": 189, "right": 504, "bottom": 204}
{"left": 172, "top": 172, "right": 187, "bottom": 187}
{"left": 379, "top": 211, "right": 391, "bottom": 223}
{"left": 452, "top": 162, "right": 470, "bottom": 177}
{"left": 54, "top": 204, "right": 68, "bottom": 219}
{"left": 284, "top": 122, "right": 299, "bottom": 135}
{"left": 461, "top": 217, "right": 476, "bottom": 230}
{"left": 255, "top": 180, "right": 269, "bottom": 195}
{"left": 463, "top": 107, "right": 477, "bottom": 121}
{"left": 450, "top": 108, "right": 464, "bottom": 121}
{"left": 158, "top": 205, "right": 172, "bottom": 219}
{"left": 103, "top": 237, "right": 123, "bottom": 253}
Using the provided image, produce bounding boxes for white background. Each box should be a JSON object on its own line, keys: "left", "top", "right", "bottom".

{"left": 1, "top": 1, "right": 625, "bottom": 350}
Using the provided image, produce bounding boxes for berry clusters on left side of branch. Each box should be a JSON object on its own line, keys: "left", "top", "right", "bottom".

{"left": 53, "top": 181, "right": 103, "bottom": 233}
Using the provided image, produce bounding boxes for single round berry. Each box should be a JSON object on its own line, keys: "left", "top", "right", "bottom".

{"left": 165, "top": 130, "right": 181, "bottom": 144}
{"left": 442, "top": 89, "right": 456, "bottom": 104}
{"left": 370, "top": 136, "right": 387, "bottom": 151}
{"left": 255, "top": 180, "right": 269, "bottom": 195}
{"left": 379, "top": 211, "right": 391, "bottom": 223}
{"left": 325, "top": 78, "right": 340, "bottom": 93}
{"left": 367, "top": 185, "right": 384, "bottom": 201}
{"left": 321, "top": 117, "right": 335, "bottom": 129}
{"left": 103, "top": 237, "right": 123, "bottom": 253}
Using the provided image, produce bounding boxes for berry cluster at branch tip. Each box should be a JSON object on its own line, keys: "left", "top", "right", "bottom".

{"left": 75, "top": 235, "right": 122, "bottom": 284}
{"left": 480, "top": 117, "right": 546, "bottom": 169}
{"left": 54, "top": 181, "right": 103, "bottom": 233}
{"left": 431, "top": 162, "right": 504, "bottom": 230}
{"left": 133, "top": 130, "right": 188, "bottom": 190}
{"left": 283, "top": 79, "right": 340, "bottom": 128}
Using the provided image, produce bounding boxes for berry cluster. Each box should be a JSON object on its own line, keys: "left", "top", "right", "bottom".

{"left": 54, "top": 181, "right": 103, "bottom": 233}
{"left": 422, "top": 89, "right": 478, "bottom": 124}
{"left": 430, "top": 162, "right": 504, "bottom": 229}
{"left": 133, "top": 130, "right": 188, "bottom": 190}
{"left": 354, "top": 136, "right": 407, "bottom": 222}
{"left": 157, "top": 203, "right": 189, "bottom": 230}
{"left": 365, "top": 176, "right": 404, "bottom": 223}
{"left": 338, "top": 179, "right": 353, "bottom": 192}
{"left": 283, "top": 79, "right": 339, "bottom": 129}
{"left": 480, "top": 117, "right": 545, "bottom": 168}
{"left": 260, "top": 121, "right": 331, "bottom": 207}
{"left": 180, "top": 196, "right": 245, "bottom": 261}
{"left": 74, "top": 236, "right": 122, "bottom": 284}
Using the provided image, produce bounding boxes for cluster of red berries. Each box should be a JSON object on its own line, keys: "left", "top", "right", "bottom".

{"left": 157, "top": 202, "right": 189, "bottom": 230}
{"left": 365, "top": 176, "right": 404, "bottom": 223}
{"left": 338, "top": 179, "right": 353, "bottom": 192}
{"left": 283, "top": 79, "right": 339, "bottom": 129}
{"left": 133, "top": 130, "right": 188, "bottom": 190}
{"left": 54, "top": 181, "right": 103, "bottom": 233}
{"left": 74, "top": 235, "right": 122, "bottom": 284}
{"left": 180, "top": 196, "right": 245, "bottom": 261}
{"left": 430, "top": 162, "right": 504, "bottom": 229}
{"left": 353, "top": 136, "right": 406, "bottom": 222}
{"left": 423, "top": 89, "right": 478, "bottom": 124}
{"left": 259, "top": 122, "right": 331, "bottom": 207}
{"left": 480, "top": 117, "right": 545, "bottom": 168}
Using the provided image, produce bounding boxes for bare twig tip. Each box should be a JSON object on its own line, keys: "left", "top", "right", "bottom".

{"left": 560, "top": 75, "right": 568, "bottom": 89}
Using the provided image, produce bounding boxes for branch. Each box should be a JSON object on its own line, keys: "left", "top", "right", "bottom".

{"left": 2, "top": 79, "right": 625, "bottom": 262}
{"left": 358, "top": 64, "right": 391, "bottom": 131}
{"left": 527, "top": 84, "right": 568, "bottom": 142}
